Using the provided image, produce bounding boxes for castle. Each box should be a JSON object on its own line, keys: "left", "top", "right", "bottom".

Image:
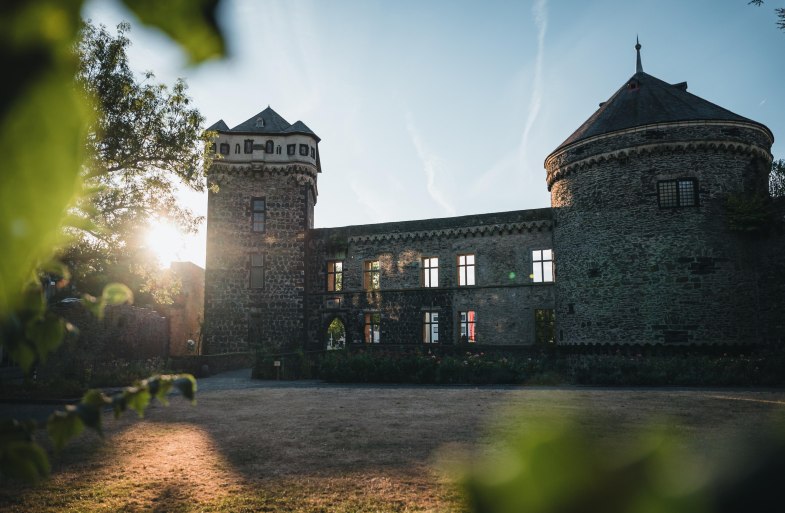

{"left": 202, "top": 42, "right": 783, "bottom": 356}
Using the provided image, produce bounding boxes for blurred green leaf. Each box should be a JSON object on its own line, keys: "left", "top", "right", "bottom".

{"left": 121, "top": 0, "right": 224, "bottom": 64}
{"left": 26, "top": 312, "right": 66, "bottom": 364}
{"left": 174, "top": 374, "right": 197, "bottom": 402}
{"left": 101, "top": 283, "right": 133, "bottom": 307}
{"left": 125, "top": 387, "right": 152, "bottom": 417}
{"left": 0, "top": 441, "right": 50, "bottom": 483}
{"left": 47, "top": 409, "right": 85, "bottom": 452}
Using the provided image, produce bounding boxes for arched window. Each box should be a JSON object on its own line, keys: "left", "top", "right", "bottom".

{"left": 265, "top": 140, "right": 274, "bottom": 153}
{"left": 235, "top": 144, "right": 241, "bottom": 154}
{"left": 326, "top": 318, "right": 346, "bottom": 350}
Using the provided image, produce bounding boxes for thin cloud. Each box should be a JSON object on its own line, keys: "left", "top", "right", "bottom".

{"left": 405, "top": 111, "right": 456, "bottom": 217}
{"left": 518, "top": 0, "right": 549, "bottom": 169}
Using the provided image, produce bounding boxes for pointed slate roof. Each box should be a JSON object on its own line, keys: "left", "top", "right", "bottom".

{"left": 208, "top": 106, "right": 320, "bottom": 140}
{"left": 231, "top": 106, "right": 293, "bottom": 134}
{"left": 206, "top": 119, "right": 229, "bottom": 131}
{"left": 550, "top": 41, "right": 772, "bottom": 155}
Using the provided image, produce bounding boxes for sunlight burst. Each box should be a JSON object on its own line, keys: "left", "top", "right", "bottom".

{"left": 145, "top": 221, "right": 187, "bottom": 268}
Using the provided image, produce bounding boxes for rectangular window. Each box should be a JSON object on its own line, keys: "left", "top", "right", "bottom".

{"left": 250, "top": 253, "right": 264, "bottom": 289}
{"left": 658, "top": 178, "right": 697, "bottom": 208}
{"left": 421, "top": 257, "right": 439, "bottom": 288}
{"left": 276, "top": 146, "right": 282, "bottom": 155}
{"left": 534, "top": 309, "right": 555, "bottom": 344}
{"left": 364, "top": 260, "right": 380, "bottom": 290}
{"left": 423, "top": 311, "right": 439, "bottom": 343}
{"left": 532, "top": 250, "right": 554, "bottom": 283}
{"left": 364, "top": 313, "right": 381, "bottom": 343}
{"left": 310, "top": 146, "right": 315, "bottom": 158}
{"left": 457, "top": 254, "right": 475, "bottom": 286}
{"left": 287, "top": 144, "right": 296, "bottom": 156}
{"left": 326, "top": 260, "right": 343, "bottom": 292}
{"left": 459, "top": 311, "right": 476, "bottom": 343}
{"left": 299, "top": 144, "right": 309, "bottom": 156}
{"left": 219, "top": 143, "right": 230, "bottom": 155}
{"left": 252, "top": 198, "right": 265, "bottom": 232}
{"left": 244, "top": 139, "right": 254, "bottom": 154}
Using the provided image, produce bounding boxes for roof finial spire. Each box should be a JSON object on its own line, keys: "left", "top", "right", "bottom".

{"left": 635, "top": 36, "right": 643, "bottom": 73}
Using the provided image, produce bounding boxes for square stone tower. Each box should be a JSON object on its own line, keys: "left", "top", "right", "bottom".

{"left": 203, "top": 107, "right": 320, "bottom": 355}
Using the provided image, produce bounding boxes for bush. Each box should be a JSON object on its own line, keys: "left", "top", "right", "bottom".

{"left": 314, "top": 348, "right": 785, "bottom": 387}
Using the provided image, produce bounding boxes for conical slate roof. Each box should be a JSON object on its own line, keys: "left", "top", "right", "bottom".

{"left": 206, "top": 119, "right": 229, "bottom": 131}
{"left": 550, "top": 42, "right": 771, "bottom": 155}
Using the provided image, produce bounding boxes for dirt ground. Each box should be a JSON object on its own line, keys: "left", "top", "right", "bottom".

{"left": 2, "top": 374, "right": 785, "bottom": 512}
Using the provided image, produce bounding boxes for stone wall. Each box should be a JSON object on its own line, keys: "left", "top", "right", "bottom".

{"left": 161, "top": 261, "right": 205, "bottom": 356}
{"left": 548, "top": 122, "right": 774, "bottom": 345}
{"left": 203, "top": 164, "right": 316, "bottom": 354}
{"left": 305, "top": 209, "right": 555, "bottom": 348}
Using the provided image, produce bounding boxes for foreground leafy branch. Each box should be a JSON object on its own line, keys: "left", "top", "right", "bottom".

{"left": 1, "top": 374, "right": 196, "bottom": 483}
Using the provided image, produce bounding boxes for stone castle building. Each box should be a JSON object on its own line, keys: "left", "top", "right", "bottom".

{"left": 203, "top": 43, "right": 782, "bottom": 355}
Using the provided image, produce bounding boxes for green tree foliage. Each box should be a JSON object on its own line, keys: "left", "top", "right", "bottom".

{"left": 0, "top": 0, "right": 225, "bottom": 483}
{"left": 749, "top": 0, "right": 785, "bottom": 30}
{"left": 770, "top": 159, "right": 785, "bottom": 198}
{"left": 61, "top": 20, "right": 214, "bottom": 305}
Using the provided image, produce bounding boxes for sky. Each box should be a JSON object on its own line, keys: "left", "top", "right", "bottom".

{"left": 84, "top": 0, "right": 785, "bottom": 267}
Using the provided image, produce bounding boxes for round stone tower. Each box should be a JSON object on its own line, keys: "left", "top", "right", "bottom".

{"left": 203, "top": 107, "right": 320, "bottom": 355}
{"left": 545, "top": 41, "right": 773, "bottom": 345}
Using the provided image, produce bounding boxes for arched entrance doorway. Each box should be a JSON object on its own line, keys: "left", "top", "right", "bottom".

{"left": 326, "top": 317, "right": 346, "bottom": 350}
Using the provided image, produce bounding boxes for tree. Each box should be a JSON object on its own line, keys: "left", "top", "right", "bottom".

{"left": 0, "top": 0, "right": 226, "bottom": 483}
{"left": 749, "top": 0, "right": 785, "bottom": 30}
{"left": 770, "top": 159, "right": 785, "bottom": 198}
{"left": 60, "top": 21, "right": 212, "bottom": 305}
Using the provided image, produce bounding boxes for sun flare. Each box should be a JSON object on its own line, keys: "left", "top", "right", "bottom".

{"left": 145, "top": 221, "right": 187, "bottom": 268}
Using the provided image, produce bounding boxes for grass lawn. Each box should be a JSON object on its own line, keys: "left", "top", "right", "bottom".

{"left": 1, "top": 385, "right": 784, "bottom": 512}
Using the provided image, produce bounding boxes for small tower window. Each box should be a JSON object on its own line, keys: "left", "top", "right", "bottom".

{"left": 244, "top": 139, "right": 254, "bottom": 154}
{"left": 658, "top": 178, "right": 698, "bottom": 208}
{"left": 310, "top": 146, "right": 315, "bottom": 158}
{"left": 210, "top": 143, "right": 216, "bottom": 154}
{"left": 265, "top": 140, "right": 274, "bottom": 153}
{"left": 219, "top": 143, "right": 229, "bottom": 155}
{"left": 251, "top": 198, "right": 265, "bottom": 232}
{"left": 287, "top": 144, "right": 296, "bottom": 156}
{"left": 250, "top": 253, "right": 264, "bottom": 289}
{"left": 276, "top": 145, "right": 282, "bottom": 155}
{"left": 235, "top": 144, "right": 241, "bottom": 154}
{"left": 255, "top": 117, "right": 264, "bottom": 128}
{"left": 532, "top": 250, "right": 554, "bottom": 283}
{"left": 299, "top": 144, "right": 309, "bottom": 156}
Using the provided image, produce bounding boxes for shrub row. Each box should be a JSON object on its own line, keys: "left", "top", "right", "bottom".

{"left": 315, "top": 349, "right": 785, "bottom": 386}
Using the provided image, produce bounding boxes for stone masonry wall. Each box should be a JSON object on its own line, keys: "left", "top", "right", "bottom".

{"left": 305, "top": 210, "right": 555, "bottom": 348}
{"left": 204, "top": 165, "right": 316, "bottom": 354}
{"left": 549, "top": 123, "right": 773, "bottom": 345}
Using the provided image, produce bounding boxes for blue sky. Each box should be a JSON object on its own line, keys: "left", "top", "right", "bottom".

{"left": 84, "top": 0, "right": 785, "bottom": 266}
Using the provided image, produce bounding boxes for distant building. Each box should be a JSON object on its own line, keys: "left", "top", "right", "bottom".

{"left": 203, "top": 42, "right": 782, "bottom": 355}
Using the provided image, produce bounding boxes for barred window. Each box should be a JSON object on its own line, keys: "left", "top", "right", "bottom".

{"left": 422, "top": 257, "right": 439, "bottom": 288}
{"left": 251, "top": 198, "right": 265, "bottom": 232}
{"left": 658, "top": 178, "right": 697, "bottom": 208}
{"left": 326, "top": 260, "right": 343, "bottom": 292}
{"left": 423, "top": 311, "right": 439, "bottom": 343}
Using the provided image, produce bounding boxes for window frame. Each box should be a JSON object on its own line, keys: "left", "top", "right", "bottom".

{"left": 423, "top": 311, "right": 439, "bottom": 344}
{"left": 265, "top": 140, "right": 274, "bottom": 154}
{"left": 219, "top": 143, "right": 230, "bottom": 155}
{"left": 421, "top": 256, "right": 439, "bottom": 288}
{"left": 363, "top": 260, "right": 381, "bottom": 291}
{"left": 244, "top": 139, "right": 254, "bottom": 154}
{"left": 364, "top": 313, "right": 381, "bottom": 344}
{"left": 532, "top": 249, "right": 554, "bottom": 283}
{"left": 287, "top": 144, "right": 296, "bottom": 156}
{"left": 251, "top": 197, "right": 266, "bottom": 233}
{"left": 657, "top": 178, "right": 698, "bottom": 208}
{"left": 326, "top": 260, "right": 343, "bottom": 292}
{"left": 458, "top": 310, "right": 477, "bottom": 343}
{"left": 457, "top": 254, "right": 476, "bottom": 287}
{"left": 249, "top": 253, "right": 264, "bottom": 289}
{"left": 299, "top": 144, "right": 309, "bottom": 156}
